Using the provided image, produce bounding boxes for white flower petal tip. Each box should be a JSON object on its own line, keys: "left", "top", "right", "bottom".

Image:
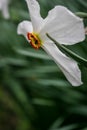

{"left": 63, "top": 63, "right": 83, "bottom": 87}
{"left": 25, "top": 0, "right": 40, "bottom": 13}
{"left": 60, "top": 62, "right": 83, "bottom": 87}
{"left": 42, "top": 42, "right": 83, "bottom": 87}
{"left": 17, "top": 21, "right": 33, "bottom": 37}
{"left": 72, "top": 80, "right": 83, "bottom": 87}
{"left": 25, "top": 0, "right": 43, "bottom": 32}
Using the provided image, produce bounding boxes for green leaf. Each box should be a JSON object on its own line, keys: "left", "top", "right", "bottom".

{"left": 37, "top": 79, "right": 69, "bottom": 87}
{"left": 15, "top": 48, "right": 51, "bottom": 60}
{"left": 76, "top": 12, "right": 87, "bottom": 18}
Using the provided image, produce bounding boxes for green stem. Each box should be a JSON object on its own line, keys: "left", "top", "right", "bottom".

{"left": 75, "top": 12, "right": 87, "bottom": 18}
{"left": 46, "top": 33, "right": 87, "bottom": 67}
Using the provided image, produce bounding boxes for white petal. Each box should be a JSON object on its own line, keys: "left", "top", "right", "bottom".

{"left": 17, "top": 20, "right": 33, "bottom": 39}
{"left": 42, "top": 42, "right": 82, "bottom": 86}
{"left": 40, "top": 6, "right": 85, "bottom": 45}
{"left": 25, "top": 0, "right": 43, "bottom": 32}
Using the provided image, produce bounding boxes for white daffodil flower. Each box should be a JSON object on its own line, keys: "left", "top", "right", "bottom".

{"left": 0, "top": 0, "right": 10, "bottom": 19}
{"left": 17, "top": 0, "right": 85, "bottom": 86}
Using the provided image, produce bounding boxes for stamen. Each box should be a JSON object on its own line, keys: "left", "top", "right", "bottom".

{"left": 27, "top": 33, "right": 42, "bottom": 49}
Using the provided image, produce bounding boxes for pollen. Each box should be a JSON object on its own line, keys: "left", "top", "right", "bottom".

{"left": 27, "top": 32, "right": 42, "bottom": 49}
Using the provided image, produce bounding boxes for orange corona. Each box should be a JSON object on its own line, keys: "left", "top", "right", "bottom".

{"left": 27, "top": 33, "right": 42, "bottom": 49}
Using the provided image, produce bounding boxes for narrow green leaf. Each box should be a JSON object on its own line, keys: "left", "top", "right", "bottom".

{"left": 49, "top": 118, "right": 64, "bottom": 130}
{"left": 16, "top": 48, "right": 51, "bottom": 60}
{"left": 37, "top": 79, "right": 69, "bottom": 87}
{"left": 75, "top": 12, "right": 87, "bottom": 18}
{"left": 32, "top": 98, "right": 55, "bottom": 106}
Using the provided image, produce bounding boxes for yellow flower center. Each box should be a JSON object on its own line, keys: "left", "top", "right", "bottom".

{"left": 27, "top": 32, "right": 42, "bottom": 49}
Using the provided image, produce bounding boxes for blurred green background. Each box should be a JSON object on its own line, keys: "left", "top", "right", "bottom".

{"left": 0, "top": 0, "right": 87, "bottom": 130}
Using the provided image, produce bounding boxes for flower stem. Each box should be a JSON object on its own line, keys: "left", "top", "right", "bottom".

{"left": 46, "top": 33, "right": 87, "bottom": 67}
{"left": 75, "top": 12, "right": 87, "bottom": 18}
